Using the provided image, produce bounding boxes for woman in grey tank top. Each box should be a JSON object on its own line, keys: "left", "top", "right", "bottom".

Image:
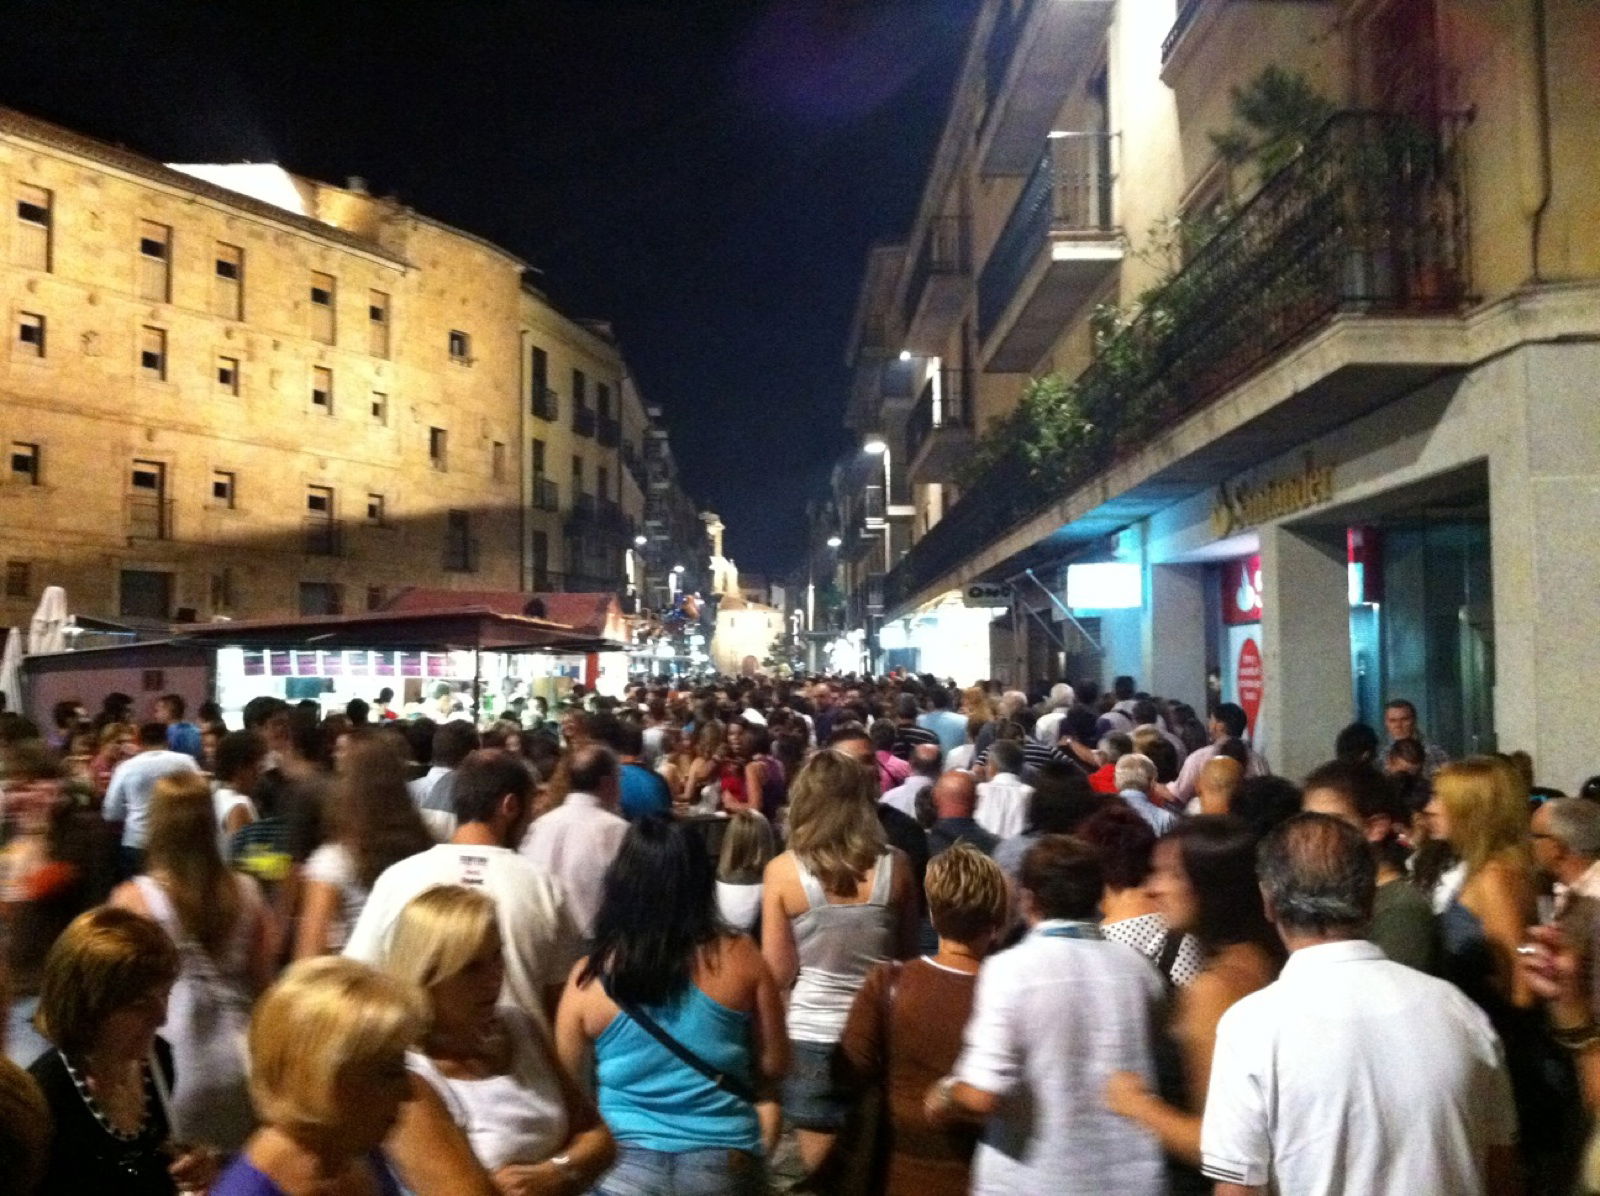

{"left": 762, "top": 748, "right": 917, "bottom": 1175}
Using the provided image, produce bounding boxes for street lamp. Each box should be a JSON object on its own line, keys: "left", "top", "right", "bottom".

{"left": 673, "top": 564, "right": 685, "bottom": 573}
{"left": 863, "top": 435, "right": 887, "bottom": 455}
{"left": 826, "top": 535, "right": 842, "bottom": 548}
{"left": 633, "top": 534, "right": 647, "bottom": 546}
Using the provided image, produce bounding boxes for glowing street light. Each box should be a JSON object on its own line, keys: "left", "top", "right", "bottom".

{"left": 826, "top": 534, "right": 842, "bottom": 548}
{"left": 863, "top": 435, "right": 888, "bottom": 455}
{"left": 633, "top": 534, "right": 648, "bottom": 546}
{"left": 672, "top": 564, "right": 685, "bottom": 574}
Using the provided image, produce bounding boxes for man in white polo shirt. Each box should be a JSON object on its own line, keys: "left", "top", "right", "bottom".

{"left": 1201, "top": 813, "right": 1518, "bottom": 1195}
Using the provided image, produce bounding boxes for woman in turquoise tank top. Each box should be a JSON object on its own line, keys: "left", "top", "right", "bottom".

{"left": 555, "top": 818, "right": 791, "bottom": 1196}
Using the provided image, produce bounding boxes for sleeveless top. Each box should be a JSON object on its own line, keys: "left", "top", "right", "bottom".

{"left": 406, "top": 1007, "right": 569, "bottom": 1171}
{"left": 595, "top": 984, "right": 760, "bottom": 1154}
{"left": 131, "top": 874, "right": 258, "bottom": 1152}
{"left": 788, "top": 852, "right": 897, "bottom": 1044}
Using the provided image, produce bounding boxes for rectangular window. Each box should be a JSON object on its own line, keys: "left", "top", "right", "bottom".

{"left": 17, "top": 312, "right": 44, "bottom": 357}
{"left": 140, "top": 326, "right": 167, "bottom": 379}
{"left": 10, "top": 442, "right": 39, "bottom": 485}
{"left": 137, "top": 220, "right": 171, "bottom": 302}
{"left": 368, "top": 290, "right": 389, "bottom": 358}
{"left": 573, "top": 368, "right": 588, "bottom": 409}
{"left": 598, "top": 466, "right": 610, "bottom": 500}
{"left": 597, "top": 382, "right": 612, "bottom": 419}
{"left": 492, "top": 441, "right": 506, "bottom": 482}
{"left": 4, "top": 560, "right": 30, "bottom": 599}
{"left": 216, "top": 356, "right": 240, "bottom": 395}
{"left": 366, "top": 493, "right": 385, "bottom": 525}
{"left": 370, "top": 391, "right": 387, "bottom": 424}
{"left": 298, "top": 581, "right": 342, "bottom": 617}
{"left": 15, "top": 184, "right": 52, "bottom": 272}
{"left": 209, "top": 569, "right": 235, "bottom": 612}
{"left": 530, "top": 346, "right": 549, "bottom": 414}
{"left": 444, "top": 509, "right": 474, "bottom": 572}
{"left": 429, "top": 427, "right": 448, "bottom": 470}
{"left": 365, "top": 585, "right": 386, "bottom": 612}
{"left": 306, "top": 485, "right": 333, "bottom": 515}
{"left": 120, "top": 569, "right": 173, "bottom": 620}
{"left": 572, "top": 455, "right": 584, "bottom": 487}
{"left": 311, "top": 366, "right": 333, "bottom": 412}
{"left": 211, "top": 470, "right": 235, "bottom": 508}
{"left": 532, "top": 438, "right": 546, "bottom": 474}
{"left": 448, "top": 330, "right": 471, "bottom": 361}
{"left": 128, "top": 459, "right": 167, "bottom": 540}
{"left": 531, "top": 530, "right": 550, "bottom": 589}
{"left": 309, "top": 271, "right": 336, "bottom": 344}
{"left": 213, "top": 243, "right": 244, "bottom": 319}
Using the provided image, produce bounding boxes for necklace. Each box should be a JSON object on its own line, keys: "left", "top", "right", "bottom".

{"left": 58, "top": 1050, "right": 152, "bottom": 1142}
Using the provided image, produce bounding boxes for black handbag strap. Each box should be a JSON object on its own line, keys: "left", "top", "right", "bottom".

{"left": 1156, "top": 929, "right": 1184, "bottom": 979}
{"left": 603, "top": 978, "right": 758, "bottom": 1104}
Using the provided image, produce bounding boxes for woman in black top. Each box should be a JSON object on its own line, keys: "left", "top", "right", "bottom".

{"left": 28, "top": 906, "right": 216, "bottom": 1194}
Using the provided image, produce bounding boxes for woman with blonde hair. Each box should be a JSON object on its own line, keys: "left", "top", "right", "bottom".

{"left": 761, "top": 748, "right": 918, "bottom": 1173}
{"left": 837, "top": 844, "right": 1008, "bottom": 1195}
{"left": 717, "top": 809, "right": 778, "bottom": 934}
{"left": 212, "top": 956, "right": 430, "bottom": 1195}
{"left": 295, "top": 737, "right": 433, "bottom": 958}
{"left": 380, "top": 885, "right": 615, "bottom": 1194}
{"left": 111, "top": 772, "right": 278, "bottom": 1153}
{"left": 682, "top": 720, "right": 727, "bottom": 811}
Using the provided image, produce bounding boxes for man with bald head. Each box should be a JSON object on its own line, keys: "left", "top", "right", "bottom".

{"left": 928, "top": 771, "right": 1000, "bottom": 858}
{"left": 883, "top": 742, "right": 941, "bottom": 819}
{"left": 520, "top": 742, "right": 628, "bottom": 937}
{"left": 1197, "top": 754, "right": 1244, "bottom": 816}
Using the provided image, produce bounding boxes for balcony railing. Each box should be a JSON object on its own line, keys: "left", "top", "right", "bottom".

{"left": 303, "top": 517, "right": 344, "bottom": 557}
{"left": 1162, "top": 0, "right": 1207, "bottom": 63}
{"left": 127, "top": 494, "right": 172, "bottom": 541}
{"left": 903, "top": 214, "right": 972, "bottom": 333}
{"left": 978, "top": 131, "right": 1118, "bottom": 346}
{"left": 532, "top": 476, "right": 560, "bottom": 512}
{"left": 890, "top": 111, "right": 1471, "bottom": 611}
{"left": 532, "top": 387, "right": 559, "bottom": 422}
{"left": 573, "top": 405, "right": 596, "bottom": 438}
{"left": 862, "top": 484, "right": 886, "bottom": 526}
{"left": 906, "top": 366, "right": 975, "bottom": 466}
{"left": 598, "top": 415, "right": 621, "bottom": 448}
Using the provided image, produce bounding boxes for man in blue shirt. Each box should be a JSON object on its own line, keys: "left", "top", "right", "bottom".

{"left": 614, "top": 720, "right": 673, "bottom": 821}
{"left": 156, "top": 693, "right": 203, "bottom": 761}
{"left": 918, "top": 686, "right": 969, "bottom": 757}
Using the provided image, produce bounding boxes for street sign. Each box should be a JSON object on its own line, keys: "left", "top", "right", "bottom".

{"left": 962, "top": 582, "right": 1012, "bottom": 607}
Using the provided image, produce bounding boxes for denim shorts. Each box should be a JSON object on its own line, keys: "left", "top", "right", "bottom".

{"left": 592, "top": 1145, "right": 765, "bottom": 1196}
{"left": 780, "top": 1038, "right": 852, "bottom": 1132}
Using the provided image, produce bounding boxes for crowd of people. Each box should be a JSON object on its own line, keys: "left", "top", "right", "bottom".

{"left": 2, "top": 672, "right": 1600, "bottom": 1194}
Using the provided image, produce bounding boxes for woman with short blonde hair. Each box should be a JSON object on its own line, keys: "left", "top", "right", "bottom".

{"left": 380, "top": 886, "right": 615, "bottom": 1195}
{"left": 717, "top": 810, "right": 778, "bottom": 934}
{"left": 111, "top": 772, "right": 278, "bottom": 1153}
{"left": 761, "top": 747, "right": 917, "bottom": 1174}
{"left": 213, "top": 956, "right": 425, "bottom": 1194}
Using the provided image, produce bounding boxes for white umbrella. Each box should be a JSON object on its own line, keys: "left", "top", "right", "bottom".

{"left": 27, "top": 585, "right": 67, "bottom": 655}
{"left": 0, "top": 628, "right": 23, "bottom": 715}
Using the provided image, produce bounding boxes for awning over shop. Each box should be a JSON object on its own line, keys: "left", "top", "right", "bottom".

{"left": 170, "top": 607, "right": 626, "bottom": 655}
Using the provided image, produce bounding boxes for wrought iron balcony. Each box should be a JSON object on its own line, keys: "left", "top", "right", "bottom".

{"left": 532, "top": 476, "right": 560, "bottom": 512}
{"left": 573, "top": 404, "right": 597, "bottom": 438}
{"left": 979, "top": 0, "right": 1116, "bottom": 175}
{"left": 889, "top": 111, "right": 1471, "bottom": 612}
{"left": 302, "top": 517, "right": 344, "bottom": 558}
{"left": 979, "top": 131, "right": 1122, "bottom": 372}
{"left": 906, "top": 366, "right": 976, "bottom": 484}
{"left": 565, "top": 493, "right": 631, "bottom": 545}
{"left": 126, "top": 494, "right": 173, "bottom": 542}
{"left": 902, "top": 215, "right": 972, "bottom": 354}
{"left": 532, "top": 387, "right": 559, "bottom": 422}
{"left": 598, "top": 415, "right": 621, "bottom": 448}
{"left": 1162, "top": 0, "right": 1208, "bottom": 63}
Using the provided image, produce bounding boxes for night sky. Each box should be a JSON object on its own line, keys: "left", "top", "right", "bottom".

{"left": 1, "top": 0, "right": 976, "bottom": 575}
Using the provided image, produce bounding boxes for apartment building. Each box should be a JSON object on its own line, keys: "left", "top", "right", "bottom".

{"left": 0, "top": 106, "right": 674, "bottom": 630}
{"left": 640, "top": 403, "right": 710, "bottom": 613}
{"left": 837, "top": 0, "right": 1600, "bottom": 783}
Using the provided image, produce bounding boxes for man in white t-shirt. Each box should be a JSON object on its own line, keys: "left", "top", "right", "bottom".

{"left": 520, "top": 743, "right": 629, "bottom": 938}
{"left": 1200, "top": 813, "right": 1518, "bottom": 1195}
{"left": 974, "top": 739, "right": 1033, "bottom": 839}
{"left": 345, "top": 750, "right": 581, "bottom": 1027}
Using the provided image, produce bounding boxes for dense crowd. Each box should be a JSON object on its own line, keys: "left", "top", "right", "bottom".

{"left": 2, "top": 674, "right": 1600, "bottom": 1195}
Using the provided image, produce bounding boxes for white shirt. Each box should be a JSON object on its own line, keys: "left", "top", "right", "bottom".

{"left": 304, "top": 842, "right": 368, "bottom": 952}
{"left": 103, "top": 749, "right": 201, "bottom": 848}
{"left": 1201, "top": 939, "right": 1516, "bottom": 1194}
{"left": 945, "top": 743, "right": 976, "bottom": 772}
{"left": 1034, "top": 708, "right": 1069, "bottom": 747}
{"left": 880, "top": 773, "right": 933, "bottom": 819}
{"left": 1171, "top": 740, "right": 1270, "bottom": 805}
{"left": 954, "top": 921, "right": 1165, "bottom": 1195}
{"left": 211, "top": 784, "right": 256, "bottom": 850}
{"left": 519, "top": 792, "right": 629, "bottom": 938}
{"left": 716, "top": 880, "right": 763, "bottom": 933}
{"left": 344, "top": 843, "right": 581, "bottom": 1028}
{"left": 974, "top": 772, "right": 1033, "bottom": 839}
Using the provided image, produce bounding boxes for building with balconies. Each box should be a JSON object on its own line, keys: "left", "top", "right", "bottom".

{"left": 829, "top": 0, "right": 1600, "bottom": 785}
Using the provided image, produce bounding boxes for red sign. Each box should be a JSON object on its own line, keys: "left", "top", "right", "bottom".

{"left": 1237, "top": 637, "right": 1264, "bottom": 737}
{"left": 1222, "top": 555, "right": 1263, "bottom": 625}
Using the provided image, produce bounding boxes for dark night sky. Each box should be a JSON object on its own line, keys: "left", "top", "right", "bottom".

{"left": 0, "top": 0, "right": 976, "bottom": 574}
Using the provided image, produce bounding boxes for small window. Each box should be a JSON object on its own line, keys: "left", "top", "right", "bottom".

{"left": 209, "top": 569, "right": 235, "bottom": 611}
{"left": 213, "top": 243, "right": 244, "bottom": 319}
{"left": 598, "top": 466, "right": 609, "bottom": 500}
{"left": 306, "top": 486, "right": 333, "bottom": 514}
{"left": 492, "top": 441, "right": 506, "bottom": 481}
{"left": 311, "top": 366, "right": 333, "bottom": 412}
{"left": 10, "top": 442, "right": 39, "bottom": 485}
{"left": 532, "top": 437, "right": 547, "bottom": 474}
{"left": 366, "top": 493, "right": 385, "bottom": 525}
{"left": 573, "top": 368, "right": 588, "bottom": 407}
{"left": 370, "top": 391, "right": 388, "bottom": 424}
{"left": 215, "top": 255, "right": 240, "bottom": 280}
{"left": 309, "top": 272, "right": 336, "bottom": 344}
{"left": 310, "top": 278, "right": 333, "bottom": 306}
{"left": 140, "top": 326, "right": 167, "bottom": 379}
{"left": 211, "top": 470, "right": 235, "bottom": 507}
{"left": 449, "top": 330, "right": 471, "bottom": 361}
{"left": 137, "top": 221, "right": 172, "bottom": 303}
{"left": 4, "top": 560, "right": 30, "bottom": 599}
{"left": 216, "top": 356, "right": 240, "bottom": 394}
{"left": 572, "top": 455, "right": 583, "bottom": 486}
{"left": 365, "top": 585, "right": 386, "bottom": 611}
{"left": 17, "top": 312, "right": 44, "bottom": 357}
{"left": 368, "top": 290, "right": 390, "bottom": 357}
{"left": 598, "top": 381, "right": 612, "bottom": 419}
{"left": 429, "top": 427, "right": 448, "bottom": 470}
{"left": 15, "top": 185, "right": 52, "bottom": 272}
{"left": 15, "top": 196, "right": 49, "bottom": 227}
{"left": 131, "top": 464, "right": 162, "bottom": 491}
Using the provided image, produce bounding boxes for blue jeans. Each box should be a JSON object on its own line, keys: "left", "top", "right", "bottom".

{"left": 592, "top": 1146, "right": 765, "bottom": 1196}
